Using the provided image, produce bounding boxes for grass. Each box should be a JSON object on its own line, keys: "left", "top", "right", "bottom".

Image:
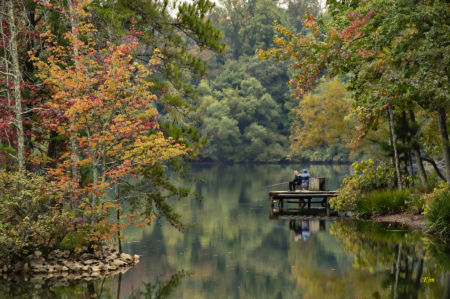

{"left": 356, "top": 189, "right": 410, "bottom": 216}
{"left": 425, "top": 191, "right": 450, "bottom": 241}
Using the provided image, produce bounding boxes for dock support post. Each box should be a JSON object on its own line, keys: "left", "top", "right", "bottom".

{"left": 326, "top": 197, "right": 330, "bottom": 217}
{"left": 270, "top": 196, "right": 274, "bottom": 208}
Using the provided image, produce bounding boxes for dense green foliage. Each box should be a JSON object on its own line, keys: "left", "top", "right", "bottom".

{"left": 196, "top": 61, "right": 288, "bottom": 162}
{"left": 331, "top": 159, "right": 401, "bottom": 211}
{"left": 193, "top": 0, "right": 343, "bottom": 162}
{"left": 0, "top": 171, "right": 76, "bottom": 262}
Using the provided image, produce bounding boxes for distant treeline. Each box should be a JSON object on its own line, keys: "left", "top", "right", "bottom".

{"left": 193, "top": 0, "right": 378, "bottom": 163}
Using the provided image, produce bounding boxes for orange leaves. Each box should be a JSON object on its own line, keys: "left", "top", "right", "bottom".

{"left": 29, "top": 1, "right": 192, "bottom": 243}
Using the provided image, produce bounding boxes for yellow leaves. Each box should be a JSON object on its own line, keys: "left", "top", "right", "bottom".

{"left": 28, "top": 152, "right": 53, "bottom": 164}
{"left": 290, "top": 78, "right": 352, "bottom": 152}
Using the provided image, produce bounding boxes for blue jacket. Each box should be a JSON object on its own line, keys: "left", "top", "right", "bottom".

{"left": 300, "top": 170, "right": 311, "bottom": 183}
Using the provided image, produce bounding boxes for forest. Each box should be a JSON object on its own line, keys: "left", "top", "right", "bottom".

{"left": 193, "top": 0, "right": 358, "bottom": 163}
{"left": 2, "top": 0, "right": 450, "bottom": 280}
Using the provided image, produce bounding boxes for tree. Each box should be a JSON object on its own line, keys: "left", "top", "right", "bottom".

{"left": 89, "top": 0, "right": 225, "bottom": 119}
{"left": 212, "top": 0, "right": 285, "bottom": 59}
{"left": 259, "top": 0, "right": 450, "bottom": 186}
{"left": 290, "top": 77, "right": 352, "bottom": 154}
{"left": 280, "top": 0, "right": 321, "bottom": 33}
{"left": 33, "top": 3, "right": 190, "bottom": 245}
{"left": 0, "top": 0, "right": 28, "bottom": 173}
{"left": 197, "top": 75, "right": 288, "bottom": 162}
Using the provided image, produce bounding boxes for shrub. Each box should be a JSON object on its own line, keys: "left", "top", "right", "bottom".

{"left": 0, "top": 171, "right": 76, "bottom": 264}
{"left": 57, "top": 231, "right": 90, "bottom": 252}
{"left": 425, "top": 172, "right": 440, "bottom": 192}
{"left": 356, "top": 189, "right": 410, "bottom": 216}
{"left": 408, "top": 192, "right": 426, "bottom": 210}
{"left": 424, "top": 188, "right": 450, "bottom": 241}
{"left": 330, "top": 159, "right": 405, "bottom": 211}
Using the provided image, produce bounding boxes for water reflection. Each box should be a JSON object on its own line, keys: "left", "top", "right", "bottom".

{"left": 329, "top": 220, "right": 450, "bottom": 299}
{"left": 289, "top": 220, "right": 326, "bottom": 242}
{"left": 0, "top": 269, "right": 191, "bottom": 299}
{"left": 127, "top": 270, "right": 192, "bottom": 299}
{"left": 2, "top": 164, "right": 450, "bottom": 298}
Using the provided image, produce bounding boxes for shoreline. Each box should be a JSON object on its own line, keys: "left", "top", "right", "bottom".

{"left": 1, "top": 245, "right": 138, "bottom": 279}
{"left": 188, "top": 161, "right": 353, "bottom": 165}
{"left": 370, "top": 211, "right": 427, "bottom": 232}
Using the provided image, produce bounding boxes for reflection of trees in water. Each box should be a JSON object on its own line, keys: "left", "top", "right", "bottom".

{"left": 287, "top": 219, "right": 450, "bottom": 299}
{"left": 127, "top": 270, "right": 192, "bottom": 299}
{"left": 329, "top": 220, "right": 449, "bottom": 299}
{"left": 189, "top": 164, "right": 351, "bottom": 193}
{"left": 119, "top": 165, "right": 353, "bottom": 298}
{"left": 0, "top": 270, "right": 190, "bottom": 299}
{"left": 0, "top": 276, "right": 115, "bottom": 299}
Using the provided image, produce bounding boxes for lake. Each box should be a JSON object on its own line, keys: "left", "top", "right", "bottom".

{"left": 4, "top": 164, "right": 450, "bottom": 298}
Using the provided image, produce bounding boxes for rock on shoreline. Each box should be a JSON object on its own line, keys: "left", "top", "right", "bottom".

{"left": 1, "top": 245, "right": 139, "bottom": 277}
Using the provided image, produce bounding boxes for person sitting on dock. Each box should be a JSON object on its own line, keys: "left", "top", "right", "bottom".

{"left": 289, "top": 171, "right": 302, "bottom": 191}
{"left": 300, "top": 169, "right": 312, "bottom": 191}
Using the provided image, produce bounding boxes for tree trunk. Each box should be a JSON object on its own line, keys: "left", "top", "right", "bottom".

{"left": 388, "top": 131, "right": 395, "bottom": 166}
{"left": 67, "top": 0, "right": 82, "bottom": 186}
{"left": 8, "top": 0, "right": 26, "bottom": 173}
{"left": 70, "top": 132, "right": 81, "bottom": 185}
{"left": 409, "top": 110, "right": 427, "bottom": 187}
{"left": 436, "top": 107, "right": 450, "bottom": 183}
{"left": 90, "top": 162, "right": 98, "bottom": 226}
{"left": 388, "top": 103, "right": 402, "bottom": 189}
{"left": 402, "top": 110, "right": 411, "bottom": 176}
{"left": 421, "top": 156, "right": 447, "bottom": 182}
{"left": 116, "top": 183, "right": 122, "bottom": 254}
{"left": 92, "top": 163, "right": 98, "bottom": 207}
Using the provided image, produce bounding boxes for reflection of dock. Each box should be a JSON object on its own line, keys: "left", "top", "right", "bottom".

{"left": 269, "top": 207, "right": 339, "bottom": 220}
{"left": 289, "top": 218, "right": 326, "bottom": 242}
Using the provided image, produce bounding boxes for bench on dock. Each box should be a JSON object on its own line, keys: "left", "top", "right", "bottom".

{"left": 269, "top": 177, "right": 337, "bottom": 216}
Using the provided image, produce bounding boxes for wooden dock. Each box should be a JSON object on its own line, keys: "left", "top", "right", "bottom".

{"left": 268, "top": 177, "right": 337, "bottom": 217}
{"left": 269, "top": 190, "right": 337, "bottom": 216}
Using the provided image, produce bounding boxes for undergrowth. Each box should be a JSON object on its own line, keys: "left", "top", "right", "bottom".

{"left": 425, "top": 191, "right": 450, "bottom": 241}
{"left": 356, "top": 189, "right": 410, "bottom": 216}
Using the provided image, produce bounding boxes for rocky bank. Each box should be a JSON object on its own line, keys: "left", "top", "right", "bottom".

{"left": 1, "top": 245, "right": 139, "bottom": 278}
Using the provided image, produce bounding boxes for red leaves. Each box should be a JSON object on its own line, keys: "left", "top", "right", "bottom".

{"left": 340, "top": 9, "right": 375, "bottom": 41}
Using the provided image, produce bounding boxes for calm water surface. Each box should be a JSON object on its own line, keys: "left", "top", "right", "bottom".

{"left": 4, "top": 164, "right": 450, "bottom": 298}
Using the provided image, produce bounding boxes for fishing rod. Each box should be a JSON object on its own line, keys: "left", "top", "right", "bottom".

{"left": 262, "top": 182, "right": 290, "bottom": 188}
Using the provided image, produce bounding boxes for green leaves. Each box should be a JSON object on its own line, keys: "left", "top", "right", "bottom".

{"left": 331, "top": 159, "right": 406, "bottom": 211}
{"left": 197, "top": 73, "right": 289, "bottom": 162}
{"left": 0, "top": 170, "right": 76, "bottom": 262}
